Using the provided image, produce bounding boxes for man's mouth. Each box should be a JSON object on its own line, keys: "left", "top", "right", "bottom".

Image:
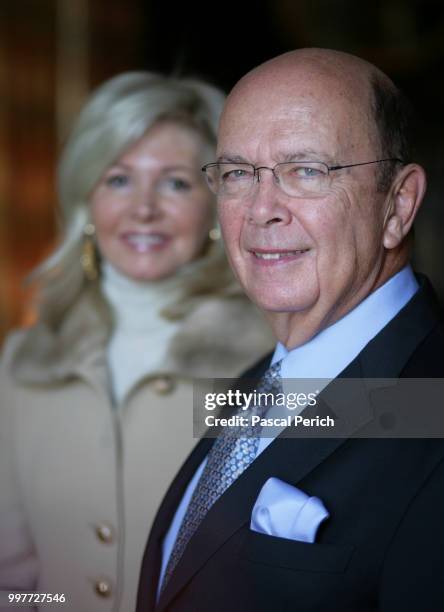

{"left": 252, "top": 249, "right": 310, "bottom": 260}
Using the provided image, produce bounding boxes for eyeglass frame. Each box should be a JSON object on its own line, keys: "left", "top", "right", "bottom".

{"left": 201, "top": 158, "right": 405, "bottom": 196}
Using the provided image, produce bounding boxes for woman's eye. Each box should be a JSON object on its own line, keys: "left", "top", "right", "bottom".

{"left": 164, "top": 177, "right": 192, "bottom": 191}
{"left": 105, "top": 174, "right": 129, "bottom": 188}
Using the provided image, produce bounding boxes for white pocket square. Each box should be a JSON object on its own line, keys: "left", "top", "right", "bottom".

{"left": 250, "top": 477, "right": 329, "bottom": 543}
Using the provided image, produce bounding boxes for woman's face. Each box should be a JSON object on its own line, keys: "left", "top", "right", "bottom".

{"left": 90, "top": 121, "right": 214, "bottom": 282}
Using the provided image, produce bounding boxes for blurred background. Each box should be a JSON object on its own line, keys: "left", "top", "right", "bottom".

{"left": 1, "top": 0, "right": 444, "bottom": 341}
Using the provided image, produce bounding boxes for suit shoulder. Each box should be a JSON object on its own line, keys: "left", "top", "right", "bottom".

{"left": 401, "top": 322, "right": 444, "bottom": 377}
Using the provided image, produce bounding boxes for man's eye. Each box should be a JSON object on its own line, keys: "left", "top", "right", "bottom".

{"left": 105, "top": 174, "right": 129, "bottom": 188}
{"left": 292, "top": 166, "right": 324, "bottom": 178}
{"left": 222, "top": 168, "right": 253, "bottom": 182}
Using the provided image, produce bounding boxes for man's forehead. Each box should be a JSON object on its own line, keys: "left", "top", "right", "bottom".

{"left": 223, "top": 73, "right": 367, "bottom": 122}
{"left": 219, "top": 103, "right": 308, "bottom": 142}
{"left": 217, "top": 86, "right": 369, "bottom": 162}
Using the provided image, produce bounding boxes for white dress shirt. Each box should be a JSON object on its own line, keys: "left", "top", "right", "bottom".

{"left": 158, "top": 265, "right": 419, "bottom": 589}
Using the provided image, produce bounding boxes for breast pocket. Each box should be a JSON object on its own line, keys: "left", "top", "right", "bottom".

{"left": 238, "top": 529, "right": 355, "bottom": 573}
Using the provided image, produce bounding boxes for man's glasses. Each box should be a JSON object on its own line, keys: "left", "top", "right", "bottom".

{"left": 201, "top": 159, "right": 404, "bottom": 198}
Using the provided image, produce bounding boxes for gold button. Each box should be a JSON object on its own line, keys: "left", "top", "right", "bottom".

{"left": 95, "top": 579, "right": 112, "bottom": 598}
{"left": 95, "top": 523, "right": 114, "bottom": 544}
{"left": 152, "top": 376, "right": 175, "bottom": 395}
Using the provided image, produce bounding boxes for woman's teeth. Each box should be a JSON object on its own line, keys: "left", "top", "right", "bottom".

{"left": 125, "top": 234, "right": 167, "bottom": 251}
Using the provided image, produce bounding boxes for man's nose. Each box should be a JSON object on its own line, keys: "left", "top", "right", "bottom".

{"left": 247, "top": 168, "right": 292, "bottom": 227}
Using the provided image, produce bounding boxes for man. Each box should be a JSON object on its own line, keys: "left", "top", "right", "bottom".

{"left": 137, "top": 49, "right": 444, "bottom": 611}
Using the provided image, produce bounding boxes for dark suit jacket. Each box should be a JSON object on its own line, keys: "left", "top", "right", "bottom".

{"left": 137, "top": 277, "right": 444, "bottom": 612}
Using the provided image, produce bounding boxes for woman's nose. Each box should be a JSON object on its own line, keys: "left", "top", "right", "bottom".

{"left": 130, "top": 185, "right": 161, "bottom": 220}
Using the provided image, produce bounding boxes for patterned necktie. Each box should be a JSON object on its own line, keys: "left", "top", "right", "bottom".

{"left": 161, "top": 360, "right": 283, "bottom": 591}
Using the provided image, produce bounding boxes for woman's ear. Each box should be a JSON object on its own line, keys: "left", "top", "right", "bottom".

{"left": 383, "top": 163, "right": 427, "bottom": 250}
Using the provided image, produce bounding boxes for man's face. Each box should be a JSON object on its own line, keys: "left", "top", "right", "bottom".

{"left": 217, "top": 69, "right": 390, "bottom": 343}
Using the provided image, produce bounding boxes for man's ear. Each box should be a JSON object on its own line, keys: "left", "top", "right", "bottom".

{"left": 382, "top": 163, "right": 427, "bottom": 250}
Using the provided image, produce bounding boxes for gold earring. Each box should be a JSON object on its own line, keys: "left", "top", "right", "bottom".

{"left": 209, "top": 227, "right": 221, "bottom": 241}
{"left": 81, "top": 223, "right": 99, "bottom": 281}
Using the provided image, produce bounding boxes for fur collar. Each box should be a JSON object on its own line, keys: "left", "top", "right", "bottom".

{"left": 11, "top": 283, "right": 274, "bottom": 384}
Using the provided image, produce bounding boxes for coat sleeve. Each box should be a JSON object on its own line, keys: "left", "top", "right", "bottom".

{"left": 0, "top": 333, "right": 38, "bottom": 610}
{"left": 378, "top": 454, "right": 444, "bottom": 611}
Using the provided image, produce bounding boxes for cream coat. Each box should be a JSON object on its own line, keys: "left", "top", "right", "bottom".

{"left": 0, "top": 285, "right": 273, "bottom": 612}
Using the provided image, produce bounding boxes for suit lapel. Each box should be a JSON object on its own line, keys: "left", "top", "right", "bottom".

{"left": 136, "top": 356, "right": 273, "bottom": 611}
{"left": 358, "top": 274, "right": 440, "bottom": 378}
{"left": 136, "top": 436, "right": 214, "bottom": 611}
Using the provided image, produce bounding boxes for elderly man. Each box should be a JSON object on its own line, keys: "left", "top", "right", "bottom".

{"left": 137, "top": 49, "right": 444, "bottom": 611}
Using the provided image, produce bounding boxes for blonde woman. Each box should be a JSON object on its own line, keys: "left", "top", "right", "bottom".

{"left": 0, "top": 73, "right": 273, "bottom": 611}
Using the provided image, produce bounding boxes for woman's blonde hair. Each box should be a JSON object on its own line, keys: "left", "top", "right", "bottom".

{"left": 32, "top": 72, "right": 233, "bottom": 324}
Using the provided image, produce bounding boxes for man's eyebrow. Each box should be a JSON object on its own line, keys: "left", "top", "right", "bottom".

{"left": 216, "top": 154, "right": 250, "bottom": 163}
{"left": 216, "top": 151, "right": 337, "bottom": 164}
{"left": 280, "top": 150, "right": 336, "bottom": 164}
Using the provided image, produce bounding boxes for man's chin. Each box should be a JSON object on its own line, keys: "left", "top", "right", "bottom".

{"left": 247, "top": 293, "right": 316, "bottom": 316}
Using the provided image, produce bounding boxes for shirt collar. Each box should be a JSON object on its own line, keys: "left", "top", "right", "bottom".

{"left": 272, "top": 265, "right": 419, "bottom": 379}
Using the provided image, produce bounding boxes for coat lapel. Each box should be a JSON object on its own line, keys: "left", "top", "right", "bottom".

{"left": 136, "top": 436, "right": 214, "bottom": 611}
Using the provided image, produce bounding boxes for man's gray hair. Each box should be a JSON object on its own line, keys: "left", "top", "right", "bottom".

{"left": 370, "top": 72, "right": 413, "bottom": 192}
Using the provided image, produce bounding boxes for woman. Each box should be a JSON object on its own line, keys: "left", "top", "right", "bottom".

{"left": 0, "top": 73, "right": 273, "bottom": 611}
